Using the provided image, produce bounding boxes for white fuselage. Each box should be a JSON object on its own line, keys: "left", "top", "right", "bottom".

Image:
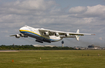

{"left": 19, "top": 26, "right": 62, "bottom": 43}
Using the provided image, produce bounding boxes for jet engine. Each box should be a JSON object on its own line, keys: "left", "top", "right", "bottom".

{"left": 15, "top": 34, "right": 20, "bottom": 38}
{"left": 65, "top": 33, "right": 70, "bottom": 37}
{"left": 43, "top": 32, "right": 49, "bottom": 35}
{"left": 20, "top": 33, "right": 24, "bottom": 37}
{"left": 55, "top": 32, "right": 59, "bottom": 36}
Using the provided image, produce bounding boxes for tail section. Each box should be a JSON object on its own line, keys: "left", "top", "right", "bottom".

{"left": 75, "top": 29, "right": 80, "bottom": 41}
{"left": 76, "top": 29, "right": 79, "bottom": 33}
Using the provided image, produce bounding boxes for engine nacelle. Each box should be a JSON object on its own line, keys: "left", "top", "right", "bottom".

{"left": 15, "top": 34, "right": 20, "bottom": 38}
{"left": 43, "top": 32, "right": 49, "bottom": 35}
{"left": 65, "top": 33, "right": 70, "bottom": 37}
{"left": 55, "top": 32, "right": 59, "bottom": 36}
{"left": 20, "top": 33, "right": 24, "bottom": 37}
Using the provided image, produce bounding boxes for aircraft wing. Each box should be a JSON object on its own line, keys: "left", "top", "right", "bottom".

{"left": 10, "top": 35, "right": 16, "bottom": 36}
{"left": 39, "top": 28, "right": 95, "bottom": 41}
{"left": 39, "top": 28, "right": 94, "bottom": 36}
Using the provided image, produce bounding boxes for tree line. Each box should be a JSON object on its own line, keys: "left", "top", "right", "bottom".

{"left": 0, "top": 45, "right": 76, "bottom": 50}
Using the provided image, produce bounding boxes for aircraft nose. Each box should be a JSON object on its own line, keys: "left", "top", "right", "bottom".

{"left": 19, "top": 25, "right": 29, "bottom": 32}
{"left": 19, "top": 27, "right": 25, "bottom": 32}
{"left": 19, "top": 27, "right": 23, "bottom": 30}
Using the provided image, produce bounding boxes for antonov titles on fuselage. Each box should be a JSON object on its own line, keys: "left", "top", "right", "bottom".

{"left": 11, "top": 25, "right": 94, "bottom": 43}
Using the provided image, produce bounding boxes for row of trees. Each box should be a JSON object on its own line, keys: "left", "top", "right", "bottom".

{"left": 0, "top": 45, "right": 76, "bottom": 50}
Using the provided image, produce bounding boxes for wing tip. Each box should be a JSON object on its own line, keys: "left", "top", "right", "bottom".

{"left": 91, "top": 34, "right": 95, "bottom": 35}
{"left": 10, "top": 35, "right": 16, "bottom": 37}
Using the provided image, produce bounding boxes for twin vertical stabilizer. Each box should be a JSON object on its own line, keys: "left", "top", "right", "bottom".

{"left": 76, "top": 29, "right": 80, "bottom": 41}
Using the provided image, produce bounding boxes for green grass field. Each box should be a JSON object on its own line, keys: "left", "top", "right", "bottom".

{"left": 0, "top": 50, "right": 105, "bottom": 68}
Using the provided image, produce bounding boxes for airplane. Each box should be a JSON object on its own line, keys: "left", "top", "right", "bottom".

{"left": 11, "top": 25, "right": 95, "bottom": 43}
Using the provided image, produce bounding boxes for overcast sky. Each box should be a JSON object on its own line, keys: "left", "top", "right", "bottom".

{"left": 0, "top": 0, "right": 105, "bottom": 47}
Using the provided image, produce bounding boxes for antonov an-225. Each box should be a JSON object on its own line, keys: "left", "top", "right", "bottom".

{"left": 11, "top": 25, "right": 94, "bottom": 43}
